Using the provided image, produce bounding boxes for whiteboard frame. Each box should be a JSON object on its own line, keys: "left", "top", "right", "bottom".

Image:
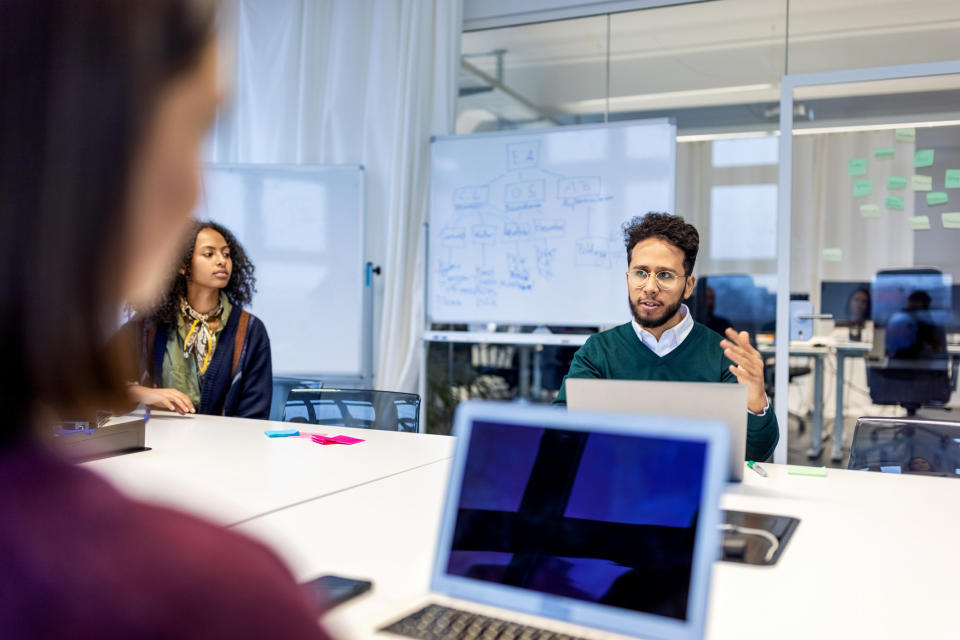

{"left": 426, "top": 117, "right": 676, "bottom": 327}
{"left": 198, "top": 163, "right": 372, "bottom": 385}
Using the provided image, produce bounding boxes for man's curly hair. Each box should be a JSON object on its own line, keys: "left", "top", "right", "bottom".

{"left": 622, "top": 212, "right": 699, "bottom": 275}
{"left": 151, "top": 220, "right": 256, "bottom": 324}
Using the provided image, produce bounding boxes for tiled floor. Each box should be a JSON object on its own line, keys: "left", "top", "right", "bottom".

{"left": 784, "top": 406, "right": 960, "bottom": 469}
{"left": 785, "top": 414, "right": 856, "bottom": 469}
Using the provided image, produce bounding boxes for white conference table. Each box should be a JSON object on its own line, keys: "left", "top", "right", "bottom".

{"left": 87, "top": 413, "right": 960, "bottom": 639}
{"left": 85, "top": 411, "right": 454, "bottom": 526}
{"left": 238, "top": 459, "right": 960, "bottom": 640}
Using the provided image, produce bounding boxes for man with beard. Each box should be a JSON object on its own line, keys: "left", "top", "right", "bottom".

{"left": 553, "top": 213, "right": 778, "bottom": 462}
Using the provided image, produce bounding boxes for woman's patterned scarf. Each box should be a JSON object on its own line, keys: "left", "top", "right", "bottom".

{"left": 180, "top": 296, "right": 224, "bottom": 375}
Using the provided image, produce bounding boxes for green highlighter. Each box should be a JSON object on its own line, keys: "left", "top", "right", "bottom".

{"left": 746, "top": 460, "right": 768, "bottom": 477}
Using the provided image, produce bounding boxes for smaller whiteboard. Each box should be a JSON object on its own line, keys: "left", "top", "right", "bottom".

{"left": 196, "top": 165, "right": 366, "bottom": 377}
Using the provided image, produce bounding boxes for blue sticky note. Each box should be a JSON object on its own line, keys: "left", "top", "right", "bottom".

{"left": 914, "top": 149, "right": 935, "bottom": 168}
{"left": 886, "top": 175, "right": 907, "bottom": 190}
{"left": 853, "top": 179, "right": 873, "bottom": 197}
{"left": 264, "top": 429, "right": 300, "bottom": 438}
{"left": 885, "top": 195, "right": 905, "bottom": 211}
{"left": 945, "top": 170, "right": 960, "bottom": 189}
{"left": 847, "top": 158, "right": 867, "bottom": 176}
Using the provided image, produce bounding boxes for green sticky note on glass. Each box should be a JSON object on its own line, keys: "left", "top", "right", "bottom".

{"left": 912, "top": 174, "right": 933, "bottom": 191}
{"left": 822, "top": 248, "right": 842, "bottom": 262}
{"left": 945, "top": 170, "right": 960, "bottom": 189}
{"left": 927, "top": 191, "right": 949, "bottom": 206}
{"left": 787, "top": 465, "right": 827, "bottom": 477}
{"left": 874, "top": 147, "right": 895, "bottom": 158}
{"left": 860, "top": 204, "right": 881, "bottom": 218}
{"left": 886, "top": 175, "right": 907, "bottom": 189}
{"left": 852, "top": 178, "right": 872, "bottom": 197}
{"left": 886, "top": 195, "right": 905, "bottom": 210}
{"left": 895, "top": 127, "right": 916, "bottom": 143}
{"left": 942, "top": 212, "right": 960, "bottom": 229}
{"left": 914, "top": 149, "right": 935, "bottom": 168}
{"left": 908, "top": 215, "right": 931, "bottom": 230}
{"left": 847, "top": 158, "right": 867, "bottom": 176}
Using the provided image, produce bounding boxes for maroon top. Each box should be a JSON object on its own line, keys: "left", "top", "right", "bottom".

{"left": 0, "top": 441, "right": 329, "bottom": 639}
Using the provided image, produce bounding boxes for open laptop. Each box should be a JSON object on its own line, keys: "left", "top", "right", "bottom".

{"left": 564, "top": 379, "right": 748, "bottom": 482}
{"left": 376, "top": 400, "right": 729, "bottom": 640}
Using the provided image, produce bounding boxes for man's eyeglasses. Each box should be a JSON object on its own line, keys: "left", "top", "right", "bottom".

{"left": 626, "top": 269, "right": 686, "bottom": 290}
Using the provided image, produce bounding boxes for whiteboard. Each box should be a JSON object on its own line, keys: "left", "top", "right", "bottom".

{"left": 196, "top": 164, "right": 366, "bottom": 377}
{"left": 428, "top": 119, "right": 676, "bottom": 326}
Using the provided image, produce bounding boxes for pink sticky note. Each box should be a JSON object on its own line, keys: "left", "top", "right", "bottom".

{"left": 311, "top": 434, "right": 365, "bottom": 445}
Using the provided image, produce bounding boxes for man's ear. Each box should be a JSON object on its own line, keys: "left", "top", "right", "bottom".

{"left": 683, "top": 274, "right": 696, "bottom": 300}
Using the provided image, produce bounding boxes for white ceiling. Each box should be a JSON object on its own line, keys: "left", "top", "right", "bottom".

{"left": 460, "top": 0, "right": 960, "bottom": 118}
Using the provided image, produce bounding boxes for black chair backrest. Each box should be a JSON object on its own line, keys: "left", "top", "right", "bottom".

{"left": 867, "top": 268, "right": 953, "bottom": 410}
{"left": 282, "top": 388, "right": 420, "bottom": 432}
{"left": 848, "top": 417, "right": 960, "bottom": 478}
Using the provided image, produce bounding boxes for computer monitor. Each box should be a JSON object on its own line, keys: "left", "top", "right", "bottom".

{"left": 871, "top": 269, "right": 952, "bottom": 328}
{"left": 819, "top": 281, "right": 871, "bottom": 326}
{"left": 691, "top": 275, "right": 775, "bottom": 336}
{"left": 949, "top": 284, "right": 960, "bottom": 334}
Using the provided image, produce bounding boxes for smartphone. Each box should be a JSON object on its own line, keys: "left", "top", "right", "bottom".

{"left": 301, "top": 574, "right": 372, "bottom": 609}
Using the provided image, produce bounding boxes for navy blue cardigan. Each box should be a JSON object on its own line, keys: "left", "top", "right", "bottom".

{"left": 128, "top": 309, "right": 273, "bottom": 420}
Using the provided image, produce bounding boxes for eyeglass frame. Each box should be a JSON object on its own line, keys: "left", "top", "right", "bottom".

{"left": 625, "top": 267, "right": 691, "bottom": 291}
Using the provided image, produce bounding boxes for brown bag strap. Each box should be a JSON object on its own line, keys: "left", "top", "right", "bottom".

{"left": 144, "top": 321, "right": 157, "bottom": 386}
{"left": 232, "top": 310, "right": 250, "bottom": 378}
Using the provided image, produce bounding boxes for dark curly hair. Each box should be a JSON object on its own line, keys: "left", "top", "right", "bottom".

{"left": 151, "top": 220, "right": 256, "bottom": 324}
{"left": 623, "top": 212, "right": 699, "bottom": 275}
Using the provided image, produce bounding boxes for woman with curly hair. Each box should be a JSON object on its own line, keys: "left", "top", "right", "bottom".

{"left": 125, "top": 220, "right": 273, "bottom": 419}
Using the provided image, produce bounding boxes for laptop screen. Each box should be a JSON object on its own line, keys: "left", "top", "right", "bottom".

{"left": 444, "top": 418, "right": 707, "bottom": 621}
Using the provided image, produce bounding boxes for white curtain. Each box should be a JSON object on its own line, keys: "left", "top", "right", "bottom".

{"left": 208, "top": 0, "right": 463, "bottom": 392}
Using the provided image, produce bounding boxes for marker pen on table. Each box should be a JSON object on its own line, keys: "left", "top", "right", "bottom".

{"left": 747, "top": 460, "right": 768, "bottom": 477}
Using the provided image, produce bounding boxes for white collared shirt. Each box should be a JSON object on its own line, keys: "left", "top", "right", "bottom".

{"left": 631, "top": 303, "right": 695, "bottom": 357}
{"left": 630, "top": 303, "right": 768, "bottom": 416}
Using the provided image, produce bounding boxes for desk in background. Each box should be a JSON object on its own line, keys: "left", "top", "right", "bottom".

{"left": 827, "top": 342, "right": 960, "bottom": 462}
{"left": 758, "top": 342, "right": 829, "bottom": 459}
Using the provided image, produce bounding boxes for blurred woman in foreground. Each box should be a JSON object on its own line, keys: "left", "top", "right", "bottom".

{"left": 0, "top": 1, "right": 326, "bottom": 637}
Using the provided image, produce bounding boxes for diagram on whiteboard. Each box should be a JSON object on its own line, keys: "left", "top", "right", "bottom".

{"left": 429, "top": 121, "right": 676, "bottom": 326}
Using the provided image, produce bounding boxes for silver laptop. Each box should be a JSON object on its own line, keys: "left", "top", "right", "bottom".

{"left": 564, "top": 379, "right": 748, "bottom": 482}
{"left": 375, "top": 400, "right": 729, "bottom": 640}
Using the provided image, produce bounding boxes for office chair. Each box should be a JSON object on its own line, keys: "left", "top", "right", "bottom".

{"left": 848, "top": 417, "right": 960, "bottom": 477}
{"left": 866, "top": 268, "right": 955, "bottom": 416}
{"left": 269, "top": 376, "right": 324, "bottom": 422}
{"left": 282, "top": 388, "right": 421, "bottom": 432}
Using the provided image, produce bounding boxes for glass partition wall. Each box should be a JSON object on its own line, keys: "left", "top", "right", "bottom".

{"left": 779, "top": 67, "right": 960, "bottom": 468}
{"left": 427, "top": 0, "right": 960, "bottom": 440}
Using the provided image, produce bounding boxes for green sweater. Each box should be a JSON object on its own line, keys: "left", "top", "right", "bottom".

{"left": 554, "top": 322, "right": 779, "bottom": 462}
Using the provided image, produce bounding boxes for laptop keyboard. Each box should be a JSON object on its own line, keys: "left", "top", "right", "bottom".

{"left": 381, "top": 603, "right": 590, "bottom": 640}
